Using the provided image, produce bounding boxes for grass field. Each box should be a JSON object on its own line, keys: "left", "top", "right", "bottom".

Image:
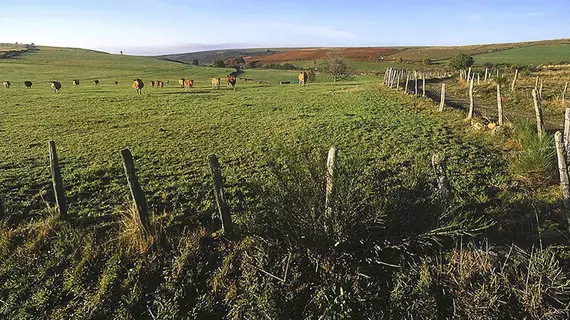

{"left": 0, "top": 47, "right": 568, "bottom": 319}
{"left": 474, "top": 44, "right": 570, "bottom": 65}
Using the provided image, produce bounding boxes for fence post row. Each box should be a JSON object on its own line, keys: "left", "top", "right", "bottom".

{"left": 121, "top": 148, "right": 150, "bottom": 228}
{"left": 208, "top": 154, "right": 233, "bottom": 235}
{"left": 48, "top": 140, "right": 67, "bottom": 217}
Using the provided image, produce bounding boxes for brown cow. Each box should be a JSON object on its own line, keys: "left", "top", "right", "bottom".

{"left": 183, "top": 79, "right": 194, "bottom": 90}
{"left": 226, "top": 75, "right": 236, "bottom": 90}
{"left": 133, "top": 79, "right": 144, "bottom": 95}
{"left": 211, "top": 77, "right": 220, "bottom": 89}
{"left": 51, "top": 81, "right": 62, "bottom": 93}
{"left": 156, "top": 81, "right": 164, "bottom": 88}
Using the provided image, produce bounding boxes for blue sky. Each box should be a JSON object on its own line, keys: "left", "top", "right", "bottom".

{"left": 0, "top": 0, "right": 568, "bottom": 55}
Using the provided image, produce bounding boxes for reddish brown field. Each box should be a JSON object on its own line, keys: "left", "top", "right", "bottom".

{"left": 246, "top": 47, "right": 404, "bottom": 63}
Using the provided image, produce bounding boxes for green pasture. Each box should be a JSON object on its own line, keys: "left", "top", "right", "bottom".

{"left": 474, "top": 44, "right": 570, "bottom": 65}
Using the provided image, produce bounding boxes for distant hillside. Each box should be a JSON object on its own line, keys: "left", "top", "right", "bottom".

{"left": 158, "top": 38, "right": 570, "bottom": 68}
{"left": 158, "top": 48, "right": 295, "bottom": 65}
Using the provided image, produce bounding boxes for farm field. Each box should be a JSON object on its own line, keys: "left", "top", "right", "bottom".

{"left": 474, "top": 44, "right": 570, "bottom": 65}
{"left": 0, "top": 47, "right": 569, "bottom": 318}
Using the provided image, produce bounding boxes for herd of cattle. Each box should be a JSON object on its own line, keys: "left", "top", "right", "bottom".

{"left": 1, "top": 75, "right": 239, "bottom": 95}
{"left": 2, "top": 72, "right": 310, "bottom": 95}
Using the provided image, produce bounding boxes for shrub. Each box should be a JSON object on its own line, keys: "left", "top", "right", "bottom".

{"left": 192, "top": 59, "right": 199, "bottom": 66}
{"left": 212, "top": 59, "right": 225, "bottom": 68}
{"left": 449, "top": 53, "right": 474, "bottom": 70}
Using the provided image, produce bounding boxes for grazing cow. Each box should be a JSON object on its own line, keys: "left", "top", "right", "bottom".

{"left": 156, "top": 81, "right": 164, "bottom": 88}
{"left": 226, "top": 75, "right": 236, "bottom": 90}
{"left": 3, "top": 81, "right": 10, "bottom": 88}
{"left": 93, "top": 79, "right": 99, "bottom": 86}
{"left": 150, "top": 80, "right": 155, "bottom": 87}
{"left": 132, "top": 79, "right": 144, "bottom": 95}
{"left": 73, "top": 79, "right": 80, "bottom": 87}
{"left": 298, "top": 71, "right": 308, "bottom": 86}
{"left": 178, "top": 79, "right": 185, "bottom": 88}
{"left": 183, "top": 79, "right": 194, "bottom": 90}
{"left": 211, "top": 77, "right": 220, "bottom": 89}
{"left": 24, "top": 81, "right": 32, "bottom": 88}
{"left": 166, "top": 80, "right": 170, "bottom": 85}
{"left": 114, "top": 81, "right": 119, "bottom": 85}
{"left": 51, "top": 81, "right": 62, "bottom": 93}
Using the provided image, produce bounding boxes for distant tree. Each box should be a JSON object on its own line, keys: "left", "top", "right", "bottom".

{"left": 192, "top": 59, "right": 199, "bottom": 66}
{"left": 449, "top": 53, "right": 474, "bottom": 70}
{"left": 282, "top": 63, "right": 296, "bottom": 70}
{"left": 212, "top": 59, "right": 226, "bottom": 68}
{"left": 235, "top": 57, "right": 246, "bottom": 64}
{"left": 323, "top": 55, "right": 349, "bottom": 82}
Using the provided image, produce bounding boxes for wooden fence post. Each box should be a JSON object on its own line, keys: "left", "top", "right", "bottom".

{"left": 396, "top": 71, "right": 401, "bottom": 90}
{"left": 432, "top": 154, "right": 451, "bottom": 202}
{"left": 511, "top": 69, "right": 519, "bottom": 92}
{"left": 439, "top": 83, "right": 446, "bottom": 112}
{"left": 414, "top": 71, "right": 418, "bottom": 96}
{"left": 563, "top": 82, "right": 568, "bottom": 108}
{"left": 532, "top": 89, "right": 545, "bottom": 139}
{"left": 422, "top": 74, "right": 426, "bottom": 97}
{"left": 484, "top": 68, "right": 488, "bottom": 82}
{"left": 467, "top": 67, "right": 472, "bottom": 83}
{"left": 325, "top": 147, "right": 338, "bottom": 227}
{"left": 554, "top": 132, "right": 570, "bottom": 221}
{"left": 48, "top": 140, "right": 67, "bottom": 217}
{"left": 497, "top": 84, "right": 504, "bottom": 126}
{"left": 405, "top": 73, "right": 410, "bottom": 94}
{"left": 467, "top": 77, "right": 475, "bottom": 120}
{"left": 477, "top": 73, "right": 480, "bottom": 85}
{"left": 121, "top": 148, "right": 150, "bottom": 227}
{"left": 383, "top": 68, "right": 389, "bottom": 85}
{"left": 539, "top": 79, "right": 543, "bottom": 98}
{"left": 208, "top": 154, "right": 233, "bottom": 235}
{"left": 564, "top": 108, "right": 570, "bottom": 156}
{"left": 535, "top": 76, "right": 540, "bottom": 91}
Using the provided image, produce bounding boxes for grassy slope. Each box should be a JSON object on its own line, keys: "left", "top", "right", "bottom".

{"left": 474, "top": 44, "right": 570, "bottom": 65}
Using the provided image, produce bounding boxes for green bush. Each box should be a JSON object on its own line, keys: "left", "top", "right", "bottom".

{"left": 449, "top": 53, "right": 474, "bottom": 70}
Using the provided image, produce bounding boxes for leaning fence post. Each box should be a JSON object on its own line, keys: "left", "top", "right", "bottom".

{"left": 511, "top": 69, "right": 519, "bottom": 92}
{"left": 497, "top": 84, "right": 504, "bottom": 126}
{"left": 467, "top": 77, "right": 475, "bottom": 120}
{"left": 563, "top": 82, "right": 568, "bottom": 108}
{"left": 554, "top": 132, "right": 570, "bottom": 220}
{"left": 439, "top": 83, "right": 446, "bottom": 112}
{"left": 564, "top": 108, "right": 570, "bottom": 154}
{"left": 532, "top": 89, "right": 545, "bottom": 139}
{"left": 208, "top": 154, "right": 233, "bottom": 235}
{"left": 432, "top": 154, "right": 451, "bottom": 202}
{"left": 325, "top": 147, "right": 338, "bottom": 229}
{"left": 48, "top": 140, "right": 67, "bottom": 217}
{"left": 121, "top": 148, "right": 150, "bottom": 227}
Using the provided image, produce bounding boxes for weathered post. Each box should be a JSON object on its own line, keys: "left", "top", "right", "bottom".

{"left": 432, "top": 154, "right": 451, "bottom": 202}
{"left": 467, "top": 77, "right": 475, "bottom": 120}
{"left": 396, "top": 71, "right": 401, "bottom": 90}
{"left": 405, "top": 73, "right": 410, "bottom": 94}
{"left": 539, "top": 79, "right": 543, "bottom": 98}
{"left": 477, "top": 73, "right": 480, "bottom": 85}
{"left": 121, "top": 148, "right": 150, "bottom": 227}
{"left": 439, "top": 83, "right": 446, "bottom": 112}
{"left": 532, "top": 89, "right": 545, "bottom": 139}
{"left": 414, "top": 71, "right": 418, "bottom": 96}
{"left": 563, "top": 82, "right": 568, "bottom": 108}
{"left": 554, "top": 131, "right": 570, "bottom": 220}
{"left": 208, "top": 154, "right": 233, "bottom": 235}
{"left": 325, "top": 147, "right": 338, "bottom": 230}
{"left": 48, "top": 141, "right": 67, "bottom": 217}
{"left": 383, "top": 67, "right": 389, "bottom": 85}
{"left": 511, "top": 69, "right": 519, "bottom": 92}
{"left": 484, "top": 67, "right": 488, "bottom": 82}
{"left": 535, "top": 76, "right": 540, "bottom": 91}
{"left": 497, "top": 84, "right": 504, "bottom": 126}
{"left": 467, "top": 67, "right": 472, "bottom": 83}
{"left": 422, "top": 73, "right": 426, "bottom": 97}
{"left": 564, "top": 108, "right": 570, "bottom": 153}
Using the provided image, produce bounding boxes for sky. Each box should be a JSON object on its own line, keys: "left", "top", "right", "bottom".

{"left": 0, "top": 0, "right": 568, "bottom": 55}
